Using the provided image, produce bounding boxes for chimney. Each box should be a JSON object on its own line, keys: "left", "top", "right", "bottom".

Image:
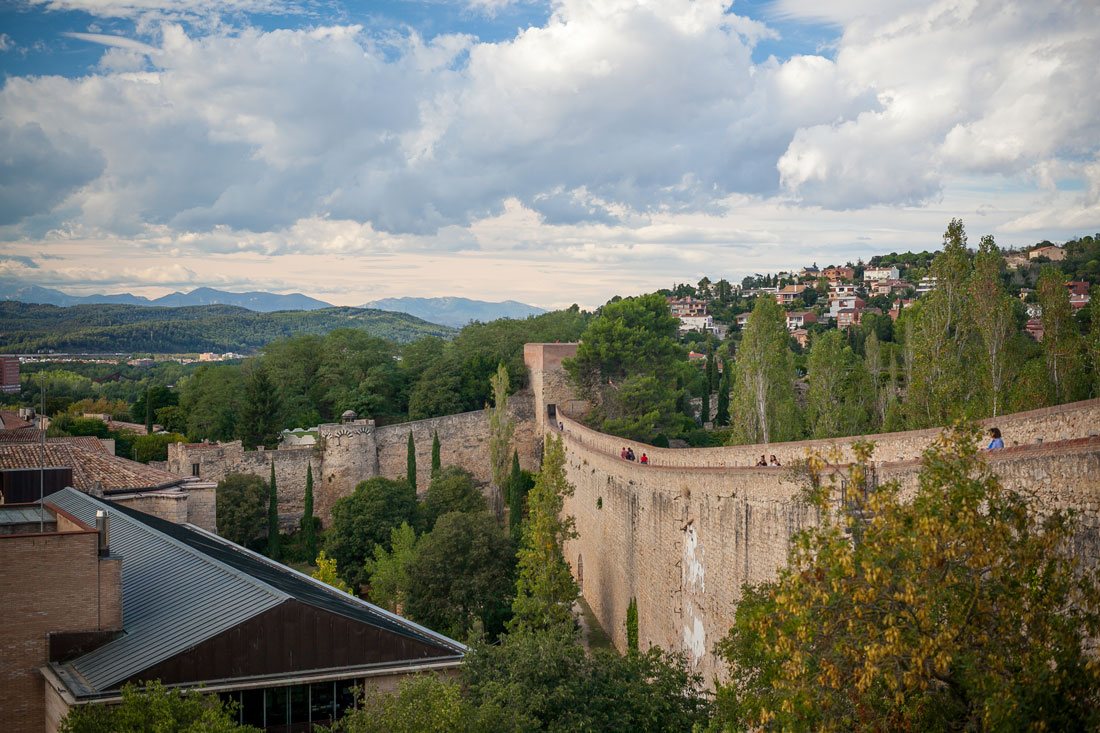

{"left": 95, "top": 510, "right": 110, "bottom": 557}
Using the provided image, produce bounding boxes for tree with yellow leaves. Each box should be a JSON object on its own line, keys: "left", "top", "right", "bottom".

{"left": 713, "top": 427, "right": 1100, "bottom": 731}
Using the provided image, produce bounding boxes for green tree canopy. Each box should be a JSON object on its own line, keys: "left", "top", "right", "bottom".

{"left": 565, "top": 294, "right": 685, "bottom": 440}
{"left": 805, "top": 331, "right": 873, "bottom": 439}
{"left": 215, "top": 473, "right": 268, "bottom": 549}
{"left": 325, "top": 477, "right": 419, "bottom": 589}
{"left": 405, "top": 511, "right": 515, "bottom": 641}
{"left": 715, "top": 428, "right": 1100, "bottom": 731}
{"left": 421, "top": 466, "right": 487, "bottom": 532}
{"left": 365, "top": 521, "right": 419, "bottom": 613}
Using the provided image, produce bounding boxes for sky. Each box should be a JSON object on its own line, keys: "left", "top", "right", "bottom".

{"left": 0, "top": 0, "right": 1098, "bottom": 310}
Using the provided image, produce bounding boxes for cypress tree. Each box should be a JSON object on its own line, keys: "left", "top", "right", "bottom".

{"left": 715, "top": 360, "right": 731, "bottom": 426}
{"left": 301, "top": 463, "right": 317, "bottom": 561}
{"left": 406, "top": 432, "right": 417, "bottom": 492}
{"left": 507, "top": 449, "right": 527, "bottom": 540}
{"left": 700, "top": 387, "right": 710, "bottom": 425}
{"left": 267, "top": 461, "right": 280, "bottom": 560}
{"left": 431, "top": 431, "right": 441, "bottom": 478}
{"left": 626, "top": 597, "right": 639, "bottom": 653}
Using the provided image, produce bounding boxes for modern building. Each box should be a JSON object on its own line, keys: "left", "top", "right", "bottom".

{"left": 822, "top": 266, "right": 855, "bottom": 282}
{"left": 1, "top": 488, "right": 465, "bottom": 733}
{"left": 1, "top": 356, "right": 19, "bottom": 394}
{"left": 827, "top": 295, "right": 865, "bottom": 319}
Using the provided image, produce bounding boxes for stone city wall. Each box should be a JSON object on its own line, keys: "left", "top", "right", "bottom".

{"left": 166, "top": 393, "right": 542, "bottom": 529}
{"left": 557, "top": 405, "right": 1100, "bottom": 685}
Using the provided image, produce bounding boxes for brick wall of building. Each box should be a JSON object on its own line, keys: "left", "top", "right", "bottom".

{"left": 0, "top": 527, "right": 121, "bottom": 733}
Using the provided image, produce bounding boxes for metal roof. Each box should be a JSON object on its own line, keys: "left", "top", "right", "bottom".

{"left": 44, "top": 488, "right": 464, "bottom": 695}
{"left": 0, "top": 504, "right": 53, "bottom": 526}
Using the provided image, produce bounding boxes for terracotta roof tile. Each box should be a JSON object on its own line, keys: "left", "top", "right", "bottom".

{"left": 0, "top": 443, "right": 181, "bottom": 493}
{"left": 0, "top": 411, "right": 33, "bottom": 430}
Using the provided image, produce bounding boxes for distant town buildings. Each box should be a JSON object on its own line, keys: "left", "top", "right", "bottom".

{"left": 785, "top": 311, "right": 817, "bottom": 331}
{"left": 775, "top": 284, "right": 809, "bottom": 305}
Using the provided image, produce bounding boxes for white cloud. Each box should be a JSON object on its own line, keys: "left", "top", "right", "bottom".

{"left": 0, "top": 34, "right": 13, "bottom": 52}
{"left": 1, "top": 0, "right": 1098, "bottom": 305}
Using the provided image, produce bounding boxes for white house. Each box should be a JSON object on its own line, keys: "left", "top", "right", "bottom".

{"left": 864, "top": 266, "right": 900, "bottom": 282}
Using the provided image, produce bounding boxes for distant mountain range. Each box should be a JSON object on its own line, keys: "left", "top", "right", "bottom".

{"left": 0, "top": 283, "right": 333, "bottom": 312}
{"left": 361, "top": 296, "right": 546, "bottom": 328}
{"left": 0, "top": 302, "right": 454, "bottom": 353}
{"left": 0, "top": 283, "right": 546, "bottom": 327}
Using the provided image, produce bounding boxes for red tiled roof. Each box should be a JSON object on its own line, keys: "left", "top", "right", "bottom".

{"left": 0, "top": 428, "right": 43, "bottom": 443}
{"left": 0, "top": 411, "right": 33, "bottom": 430}
{"left": 0, "top": 443, "right": 182, "bottom": 493}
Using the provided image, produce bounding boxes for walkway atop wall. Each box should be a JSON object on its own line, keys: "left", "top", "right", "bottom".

{"left": 551, "top": 397, "right": 1100, "bottom": 472}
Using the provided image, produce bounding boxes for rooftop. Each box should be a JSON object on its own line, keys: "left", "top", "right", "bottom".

{"left": 0, "top": 443, "right": 180, "bottom": 493}
{"left": 44, "top": 488, "right": 464, "bottom": 697}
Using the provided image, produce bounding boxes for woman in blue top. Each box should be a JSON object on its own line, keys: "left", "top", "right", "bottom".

{"left": 987, "top": 427, "right": 1004, "bottom": 449}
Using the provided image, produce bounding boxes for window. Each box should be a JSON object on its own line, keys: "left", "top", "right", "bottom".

{"left": 191, "top": 462, "right": 200, "bottom": 477}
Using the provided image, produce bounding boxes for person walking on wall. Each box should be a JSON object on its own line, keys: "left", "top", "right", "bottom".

{"left": 769, "top": 455, "right": 781, "bottom": 467}
{"left": 626, "top": 447, "right": 636, "bottom": 461}
{"left": 756, "top": 455, "right": 768, "bottom": 467}
{"left": 987, "top": 427, "right": 1004, "bottom": 450}
{"left": 621, "top": 446, "right": 628, "bottom": 460}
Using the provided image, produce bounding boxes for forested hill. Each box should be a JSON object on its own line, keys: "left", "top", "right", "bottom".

{"left": 0, "top": 302, "right": 455, "bottom": 353}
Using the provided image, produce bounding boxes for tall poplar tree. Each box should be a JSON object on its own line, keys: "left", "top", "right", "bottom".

{"left": 487, "top": 363, "right": 515, "bottom": 492}
{"left": 1089, "top": 286, "right": 1100, "bottom": 397}
{"left": 1037, "top": 267, "right": 1086, "bottom": 404}
{"left": 731, "top": 295, "right": 799, "bottom": 444}
{"left": 406, "top": 432, "right": 417, "bottom": 492}
{"left": 806, "top": 331, "right": 872, "bottom": 439}
{"left": 266, "top": 461, "right": 280, "bottom": 560}
{"left": 968, "top": 235, "right": 1017, "bottom": 417}
{"left": 144, "top": 386, "right": 154, "bottom": 433}
{"left": 510, "top": 436, "right": 578, "bottom": 633}
{"left": 905, "top": 219, "right": 979, "bottom": 427}
{"left": 301, "top": 463, "right": 317, "bottom": 561}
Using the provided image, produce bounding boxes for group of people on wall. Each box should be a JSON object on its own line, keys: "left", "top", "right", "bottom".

{"left": 619, "top": 446, "right": 648, "bottom": 464}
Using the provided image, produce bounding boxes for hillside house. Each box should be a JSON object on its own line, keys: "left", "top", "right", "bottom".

{"left": 667, "top": 296, "right": 708, "bottom": 317}
{"left": 888, "top": 298, "right": 915, "bottom": 321}
{"left": 785, "top": 311, "right": 817, "bottom": 331}
{"left": 735, "top": 312, "right": 752, "bottom": 328}
{"left": 823, "top": 266, "right": 855, "bottom": 282}
{"left": 828, "top": 295, "right": 865, "bottom": 319}
{"left": 790, "top": 328, "right": 810, "bottom": 348}
{"left": 871, "top": 279, "right": 911, "bottom": 297}
{"left": 864, "top": 266, "right": 900, "bottom": 282}
{"left": 829, "top": 283, "right": 859, "bottom": 298}
{"left": 775, "top": 284, "right": 809, "bottom": 305}
{"left": 1029, "top": 245, "right": 1066, "bottom": 261}
{"left": 916, "top": 276, "right": 938, "bottom": 296}
{"left": 677, "top": 314, "right": 716, "bottom": 334}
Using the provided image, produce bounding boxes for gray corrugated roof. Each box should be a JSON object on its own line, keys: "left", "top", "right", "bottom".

{"left": 0, "top": 504, "right": 52, "bottom": 525}
{"left": 44, "top": 488, "right": 465, "bottom": 696}
{"left": 46, "top": 488, "right": 286, "bottom": 693}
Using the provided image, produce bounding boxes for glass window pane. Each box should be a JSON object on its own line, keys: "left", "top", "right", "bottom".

{"left": 310, "top": 682, "right": 334, "bottom": 724}
{"left": 266, "top": 686, "right": 289, "bottom": 726}
{"left": 290, "top": 684, "right": 309, "bottom": 724}
{"left": 335, "top": 679, "right": 358, "bottom": 719}
{"left": 241, "top": 689, "right": 265, "bottom": 728}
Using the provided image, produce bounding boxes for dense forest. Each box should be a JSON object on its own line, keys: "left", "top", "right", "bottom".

{"left": 0, "top": 302, "right": 454, "bottom": 353}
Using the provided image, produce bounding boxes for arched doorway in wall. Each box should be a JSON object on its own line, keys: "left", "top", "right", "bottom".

{"left": 577, "top": 554, "right": 584, "bottom": 591}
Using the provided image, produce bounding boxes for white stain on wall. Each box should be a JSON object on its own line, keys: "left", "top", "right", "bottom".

{"left": 681, "top": 523, "right": 707, "bottom": 662}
